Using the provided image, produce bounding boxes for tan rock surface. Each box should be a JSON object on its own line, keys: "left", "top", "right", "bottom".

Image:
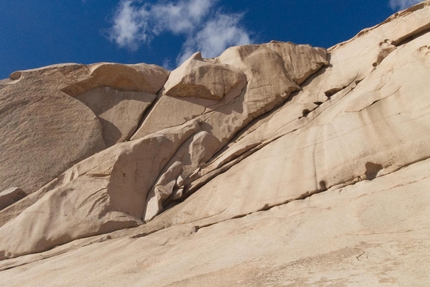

{"left": 143, "top": 131, "right": 221, "bottom": 221}
{"left": 0, "top": 2, "right": 430, "bottom": 286}
{"left": 130, "top": 42, "right": 328, "bottom": 219}
{"left": 0, "top": 120, "right": 200, "bottom": 259}
{"left": 0, "top": 65, "right": 106, "bottom": 194}
{"left": 76, "top": 87, "right": 156, "bottom": 146}
{"left": 0, "top": 188, "right": 26, "bottom": 211}
{"left": 164, "top": 52, "right": 246, "bottom": 100}
{"left": 172, "top": 28, "right": 430, "bottom": 227}
{"left": 0, "top": 61, "right": 169, "bottom": 195}
{"left": 61, "top": 62, "right": 169, "bottom": 96}
{"left": 131, "top": 41, "right": 327, "bottom": 141}
{"left": 1, "top": 157, "right": 429, "bottom": 286}
{"left": 177, "top": 1, "right": 430, "bottom": 214}
{"left": 143, "top": 161, "right": 184, "bottom": 222}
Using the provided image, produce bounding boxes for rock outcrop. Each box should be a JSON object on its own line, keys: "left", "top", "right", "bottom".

{"left": 163, "top": 52, "right": 246, "bottom": 100}
{"left": 1, "top": 2, "right": 430, "bottom": 286}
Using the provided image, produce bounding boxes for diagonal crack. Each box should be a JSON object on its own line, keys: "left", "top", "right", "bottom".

{"left": 193, "top": 156, "right": 430, "bottom": 233}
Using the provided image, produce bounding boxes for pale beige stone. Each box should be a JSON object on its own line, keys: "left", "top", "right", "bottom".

{"left": 0, "top": 65, "right": 106, "bottom": 194}
{"left": 1, "top": 158, "right": 430, "bottom": 286}
{"left": 0, "top": 3, "right": 430, "bottom": 286}
{"left": 131, "top": 42, "right": 327, "bottom": 141}
{"left": 0, "top": 120, "right": 200, "bottom": 259}
{"left": 187, "top": 131, "right": 221, "bottom": 168}
{"left": 190, "top": 1, "right": 430, "bottom": 196}
{"left": 61, "top": 62, "right": 169, "bottom": 96}
{"left": 144, "top": 161, "right": 183, "bottom": 222}
{"left": 143, "top": 131, "right": 221, "bottom": 221}
{"left": 7, "top": 63, "right": 90, "bottom": 89}
{"left": 265, "top": 41, "right": 328, "bottom": 84}
{"left": 134, "top": 42, "right": 328, "bottom": 218}
{"left": 164, "top": 52, "right": 246, "bottom": 100}
{"left": 130, "top": 94, "right": 211, "bottom": 139}
{"left": 158, "top": 15, "right": 430, "bottom": 227}
{"left": 139, "top": 43, "right": 327, "bottom": 215}
{"left": 0, "top": 188, "right": 26, "bottom": 211}
{"left": 76, "top": 87, "right": 156, "bottom": 146}
{"left": 0, "top": 61, "right": 169, "bottom": 194}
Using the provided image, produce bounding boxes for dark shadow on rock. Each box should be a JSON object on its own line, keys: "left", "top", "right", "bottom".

{"left": 99, "top": 117, "right": 122, "bottom": 147}
{"left": 365, "top": 162, "right": 383, "bottom": 180}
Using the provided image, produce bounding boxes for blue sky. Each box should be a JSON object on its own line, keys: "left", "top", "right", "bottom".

{"left": 0, "top": 0, "right": 422, "bottom": 79}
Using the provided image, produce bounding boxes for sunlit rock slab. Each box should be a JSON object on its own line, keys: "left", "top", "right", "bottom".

{"left": 1, "top": 157, "right": 429, "bottom": 286}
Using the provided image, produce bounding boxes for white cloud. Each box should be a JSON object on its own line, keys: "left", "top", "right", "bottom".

{"left": 109, "top": 0, "right": 253, "bottom": 65}
{"left": 109, "top": 1, "right": 150, "bottom": 51}
{"left": 177, "top": 13, "right": 251, "bottom": 64}
{"left": 389, "top": 0, "right": 422, "bottom": 10}
{"left": 162, "top": 58, "right": 173, "bottom": 71}
{"left": 151, "top": 0, "right": 213, "bottom": 35}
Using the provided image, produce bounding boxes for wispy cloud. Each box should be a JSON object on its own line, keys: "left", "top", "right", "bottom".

{"left": 389, "top": 0, "right": 422, "bottom": 10}
{"left": 109, "top": 1, "right": 150, "bottom": 51}
{"left": 177, "top": 13, "right": 251, "bottom": 64}
{"left": 109, "top": 0, "right": 253, "bottom": 65}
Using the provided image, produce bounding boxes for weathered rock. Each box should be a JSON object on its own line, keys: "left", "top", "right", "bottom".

{"left": 265, "top": 41, "right": 328, "bottom": 84}
{"left": 0, "top": 61, "right": 169, "bottom": 195}
{"left": 1, "top": 3, "right": 430, "bottom": 287}
{"left": 76, "top": 87, "right": 156, "bottom": 146}
{"left": 144, "top": 161, "right": 183, "bottom": 222}
{"left": 131, "top": 42, "right": 328, "bottom": 216}
{"left": 131, "top": 42, "right": 328, "bottom": 140}
{"left": 187, "top": 131, "right": 221, "bottom": 168}
{"left": 164, "top": 52, "right": 246, "bottom": 100}
{"left": 154, "top": 6, "right": 430, "bottom": 228}
{"left": 130, "top": 94, "right": 212, "bottom": 140}
{"left": 1, "top": 157, "right": 430, "bottom": 286}
{"left": 143, "top": 131, "right": 221, "bottom": 221}
{"left": 0, "top": 188, "right": 26, "bottom": 211}
{"left": 0, "top": 120, "right": 200, "bottom": 260}
{"left": 61, "top": 62, "right": 169, "bottom": 96}
{"left": 0, "top": 65, "right": 106, "bottom": 194}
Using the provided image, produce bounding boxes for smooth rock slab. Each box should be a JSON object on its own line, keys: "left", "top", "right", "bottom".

{"left": 76, "top": 87, "right": 156, "bottom": 146}
{"left": 0, "top": 120, "right": 200, "bottom": 260}
{"left": 147, "top": 8, "right": 430, "bottom": 228}
{"left": 1, "top": 157, "right": 429, "bottom": 286}
{"left": 0, "top": 72, "right": 105, "bottom": 193}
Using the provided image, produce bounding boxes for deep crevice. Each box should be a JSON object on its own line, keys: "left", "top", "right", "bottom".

{"left": 324, "top": 86, "right": 347, "bottom": 98}
{"left": 127, "top": 93, "right": 162, "bottom": 140}
{"left": 302, "top": 109, "right": 311, "bottom": 117}
{"left": 365, "top": 162, "right": 383, "bottom": 180}
{"left": 392, "top": 24, "right": 430, "bottom": 46}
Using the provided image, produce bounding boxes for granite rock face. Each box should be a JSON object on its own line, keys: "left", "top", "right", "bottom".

{"left": 0, "top": 64, "right": 106, "bottom": 194}
{"left": 75, "top": 87, "right": 156, "bottom": 147}
{"left": 0, "top": 188, "right": 26, "bottom": 211}
{"left": 1, "top": 2, "right": 430, "bottom": 286}
{"left": 163, "top": 52, "right": 246, "bottom": 100}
